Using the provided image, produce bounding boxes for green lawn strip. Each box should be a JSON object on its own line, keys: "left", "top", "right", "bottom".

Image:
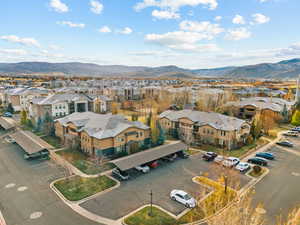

{"left": 56, "top": 149, "right": 115, "bottom": 175}
{"left": 199, "top": 138, "right": 269, "bottom": 158}
{"left": 41, "top": 135, "right": 62, "bottom": 148}
{"left": 124, "top": 206, "right": 179, "bottom": 225}
{"left": 54, "top": 175, "right": 117, "bottom": 201}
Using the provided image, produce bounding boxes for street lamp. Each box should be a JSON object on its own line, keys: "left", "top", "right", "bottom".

{"left": 149, "top": 189, "right": 153, "bottom": 216}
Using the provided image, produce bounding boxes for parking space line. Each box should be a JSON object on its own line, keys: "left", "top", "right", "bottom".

{"left": 276, "top": 145, "right": 300, "bottom": 157}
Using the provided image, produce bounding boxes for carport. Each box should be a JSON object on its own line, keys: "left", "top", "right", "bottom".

{"left": 111, "top": 141, "right": 187, "bottom": 171}
{"left": 0, "top": 117, "right": 16, "bottom": 130}
{"left": 10, "top": 130, "right": 54, "bottom": 159}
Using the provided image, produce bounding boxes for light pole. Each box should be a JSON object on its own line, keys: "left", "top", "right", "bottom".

{"left": 149, "top": 189, "right": 153, "bottom": 216}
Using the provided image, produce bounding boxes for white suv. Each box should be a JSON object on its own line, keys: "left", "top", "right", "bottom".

{"left": 222, "top": 157, "right": 240, "bottom": 168}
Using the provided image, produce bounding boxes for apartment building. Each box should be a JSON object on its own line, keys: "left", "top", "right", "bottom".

{"left": 54, "top": 112, "right": 150, "bottom": 157}
{"left": 29, "top": 93, "right": 93, "bottom": 121}
{"left": 159, "top": 110, "right": 250, "bottom": 150}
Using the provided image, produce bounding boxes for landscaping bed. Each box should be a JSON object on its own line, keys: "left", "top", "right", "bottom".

{"left": 54, "top": 175, "right": 117, "bottom": 201}
{"left": 124, "top": 206, "right": 178, "bottom": 225}
{"left": 178, "top": 176, "right": 237, "bottom": 224}
{"left": 248, "top": 167, "right": 266, "bottom": 178}
{"left": 56, "top": 149, "right": 115, "bottom": 175}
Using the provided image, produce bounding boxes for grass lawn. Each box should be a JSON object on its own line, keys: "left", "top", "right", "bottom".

{"left": 187, "top": 148, "right": 201, "bottom": 155}
{"left": 57, "top": 149, "right": 115, "bottom": 175}
{"left": 178, "top": 176, "right": 237, "bottom": 224}
{"left": 199, "top": 138, "right": 269, "bottom": 158}
{"left": 41, "top": 135, "right": 62, "bottom": 148}
{"left": 248, "top": 167, "right": 266, "bottom": 178}
{"left": 124, "top": 206, "right": 178, "bottom": 225}
{"left": 54, "top": 175, "right": 117, "bottom": 201}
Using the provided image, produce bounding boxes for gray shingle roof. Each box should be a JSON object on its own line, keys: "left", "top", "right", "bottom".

{"left": 35, "top": 93, "right": 92, "bottom": 105}
{"left": 159, "top": 110, "right": 247, "bottom": 131}
{"left": 55, "top": 112, "right": 149, "bottom": 139}
{"left": 0, "top": 117, "right": 16, "bottom": 130}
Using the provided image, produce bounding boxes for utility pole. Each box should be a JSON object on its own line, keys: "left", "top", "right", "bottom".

{"left": 149, "top": 190, "right": 153, "bottom": 216}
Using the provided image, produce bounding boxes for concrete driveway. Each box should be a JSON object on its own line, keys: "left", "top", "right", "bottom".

{"left": 253, "top": 136, "right": 300, "bottom": 224}
{"left": 81, "top": 153, "right": 251, "bottom": 220}
{"left": 0, "top": 139, "right": 102, "bottom": 225}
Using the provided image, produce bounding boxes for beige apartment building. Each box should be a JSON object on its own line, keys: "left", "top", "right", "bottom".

{"left": 55, "top": 112, "right": 151, "bottom": 157}
{"left": 159, "top": 110, "right": 250, "bottom": 150}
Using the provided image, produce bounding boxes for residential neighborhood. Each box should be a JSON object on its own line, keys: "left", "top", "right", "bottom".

{"left": 1, "top": 0, "right": 300, "bottom": 225}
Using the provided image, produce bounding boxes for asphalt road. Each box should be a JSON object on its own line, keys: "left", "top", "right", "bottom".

{"left": 253, "top": 138, "right": 300, "bottom": 224}
{"left": 0, "top": 138, "right": 102, "bottom": 225}
{"left": 81, "top": 153, "right": 250, "bottom": 220}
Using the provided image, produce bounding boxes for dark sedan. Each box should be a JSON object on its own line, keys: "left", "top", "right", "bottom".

{"left": 247, "top": 157, "right": 268, "bottom": 166}
{"left": 202, "top": 152, "right": 218, "bottom": 161}
{"left": 255, "top": 152, "right": 275, "bottom": 160}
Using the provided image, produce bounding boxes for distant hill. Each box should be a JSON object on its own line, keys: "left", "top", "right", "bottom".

{"left": 0, "top": 58, "right": 300, "bottom": 78}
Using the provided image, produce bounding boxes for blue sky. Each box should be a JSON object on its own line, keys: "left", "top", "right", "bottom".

{"left": 1, "top": 0, "right": 299, "bottom": 69}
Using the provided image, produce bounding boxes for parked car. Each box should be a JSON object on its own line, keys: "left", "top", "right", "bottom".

{"left": 283, "top": 131, "right": 298, "bottom": 137}
{"left": 276, "top": 140, "right": 293, "bottom": 147}
{"left": 170, "top": 190, "right": 196, "bottom": 208}
{"left": 2, "top": 112, "right": 13, "bottom": 117}
{"left": 235, "top": 162, "right": 251, "bottom": 173}
{"left": 214, "top": 155, "right": 225, "bottom": 164}
{"left": 162, "top": 153, "right": 177, "bottom": 162}
{"left": 4, "top": 136, "right": 16, "bottom": 143}
{"left": 247, "top": 157, "right": 268, "bottom": 166}
{"left": 135, "top": 165, "right": 150, "bottom": 173}
{"left": 148, "top": 161, "right": 159, "bottom": 168}
{"left": 255, "top": 152, "right": 275, "bottom": 160}
{"left": 112, "top": 168, "right": 129, "bottom": 180}
{"left": 202, "top": 152, "right": 218, "bottom": 161}
{"left": 177, "top": 151, "right": 189, "bottom": 159}
{"left": 222, "top": 157, "right": 240, "bottom": 167}
{"left": 291, "top": 127, "right": 300, "bottom": 133}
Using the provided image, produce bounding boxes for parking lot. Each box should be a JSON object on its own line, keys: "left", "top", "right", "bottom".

{"left": 0, "top": 138, "right": 102, "bottom": 225}
{"left": 253, "top": 136, "right": 300, "bottom": 224}
{"left": 81, "top": 153, "right": 251, "bottom": 220}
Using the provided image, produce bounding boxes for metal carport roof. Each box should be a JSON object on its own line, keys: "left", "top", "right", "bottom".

{"left": 111, "top": 141, "right": 187, "bottom": 171}
{"left": 10, "top": 130, "right": 54, "bottom": 155}
{"left": 0, "top": 117, "right": 16, "bottom": 130}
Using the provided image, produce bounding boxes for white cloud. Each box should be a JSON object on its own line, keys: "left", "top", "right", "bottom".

{"left": 232, "top": 15, "right": 246, "bottom": 24}
{"left": 90, "top": 0, "right": 103, "bottom": 14}
{"left": 99, "top": 26, "right": 112, "bottom": 33}
{"left": 259, "top": 0, "right": 269, "bottom": 2}
{"left": 57, "top": 21, "right": 85, "bottom": 28}
{"left": 225, "top": 27, "right": 251, "bottom": 40}
{"left": 145, "top": 30, "right": 220, "bottom": 52}
{"left": 252, "top": 13, "right": 270, "bottom": 24}
{"left": 49, "top": 44, "right": 62, "bottom": 50}
{"left": 214, "top": 16, "right": 222, "bottom": 21}
{"left": 0, "top": 49, "right": 27, "bottom": 55}
{"left": 152, "top": 10, "right": 180, "bottom": 19}
{"left": 49, "top": 0, "right": 69, "bottom": 13}
{"left": 118, "top": 27, "right": 133, "bottom": 34}
{"left": 134, "top": 0, "right": 218, "bottom": 12}
{"left": 0, "top": 35, "right": 41, "bottom": 47}
{"left": 179, "top": 20, "right": 224, "bottom": 39}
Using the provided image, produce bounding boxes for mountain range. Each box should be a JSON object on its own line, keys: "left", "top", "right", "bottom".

{"left": 0, "top": 58, "right": 300, "bottom": 79}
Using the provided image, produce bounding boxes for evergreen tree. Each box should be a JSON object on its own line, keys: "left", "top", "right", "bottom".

{"left": 281, "top": 104, "right": 289, "bottom": 123}
{"left": 26, "top": 119, "right": 33, "bottom": 128}
{"left": 250, "top": 114, "right": 262, "bottom": 140}
{"left": 157, "top": 122, "right": 166, "bottom": 146}
{"left": 6, "top": 103, "right": 14, "bottom": 114}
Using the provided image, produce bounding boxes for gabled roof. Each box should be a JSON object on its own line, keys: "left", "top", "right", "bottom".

{"left": 34, "top": 93, "right": 92, "bottom": 105}
{"left": 159, "top": 110, "right": 247, "bottom": 131}
{"left": 55, "top": 112, "right": 149, "bottom": 139}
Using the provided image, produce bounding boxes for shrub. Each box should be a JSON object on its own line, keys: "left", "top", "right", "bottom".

{"left": 253, "top": 165, "right": 262, "bottom": 174}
